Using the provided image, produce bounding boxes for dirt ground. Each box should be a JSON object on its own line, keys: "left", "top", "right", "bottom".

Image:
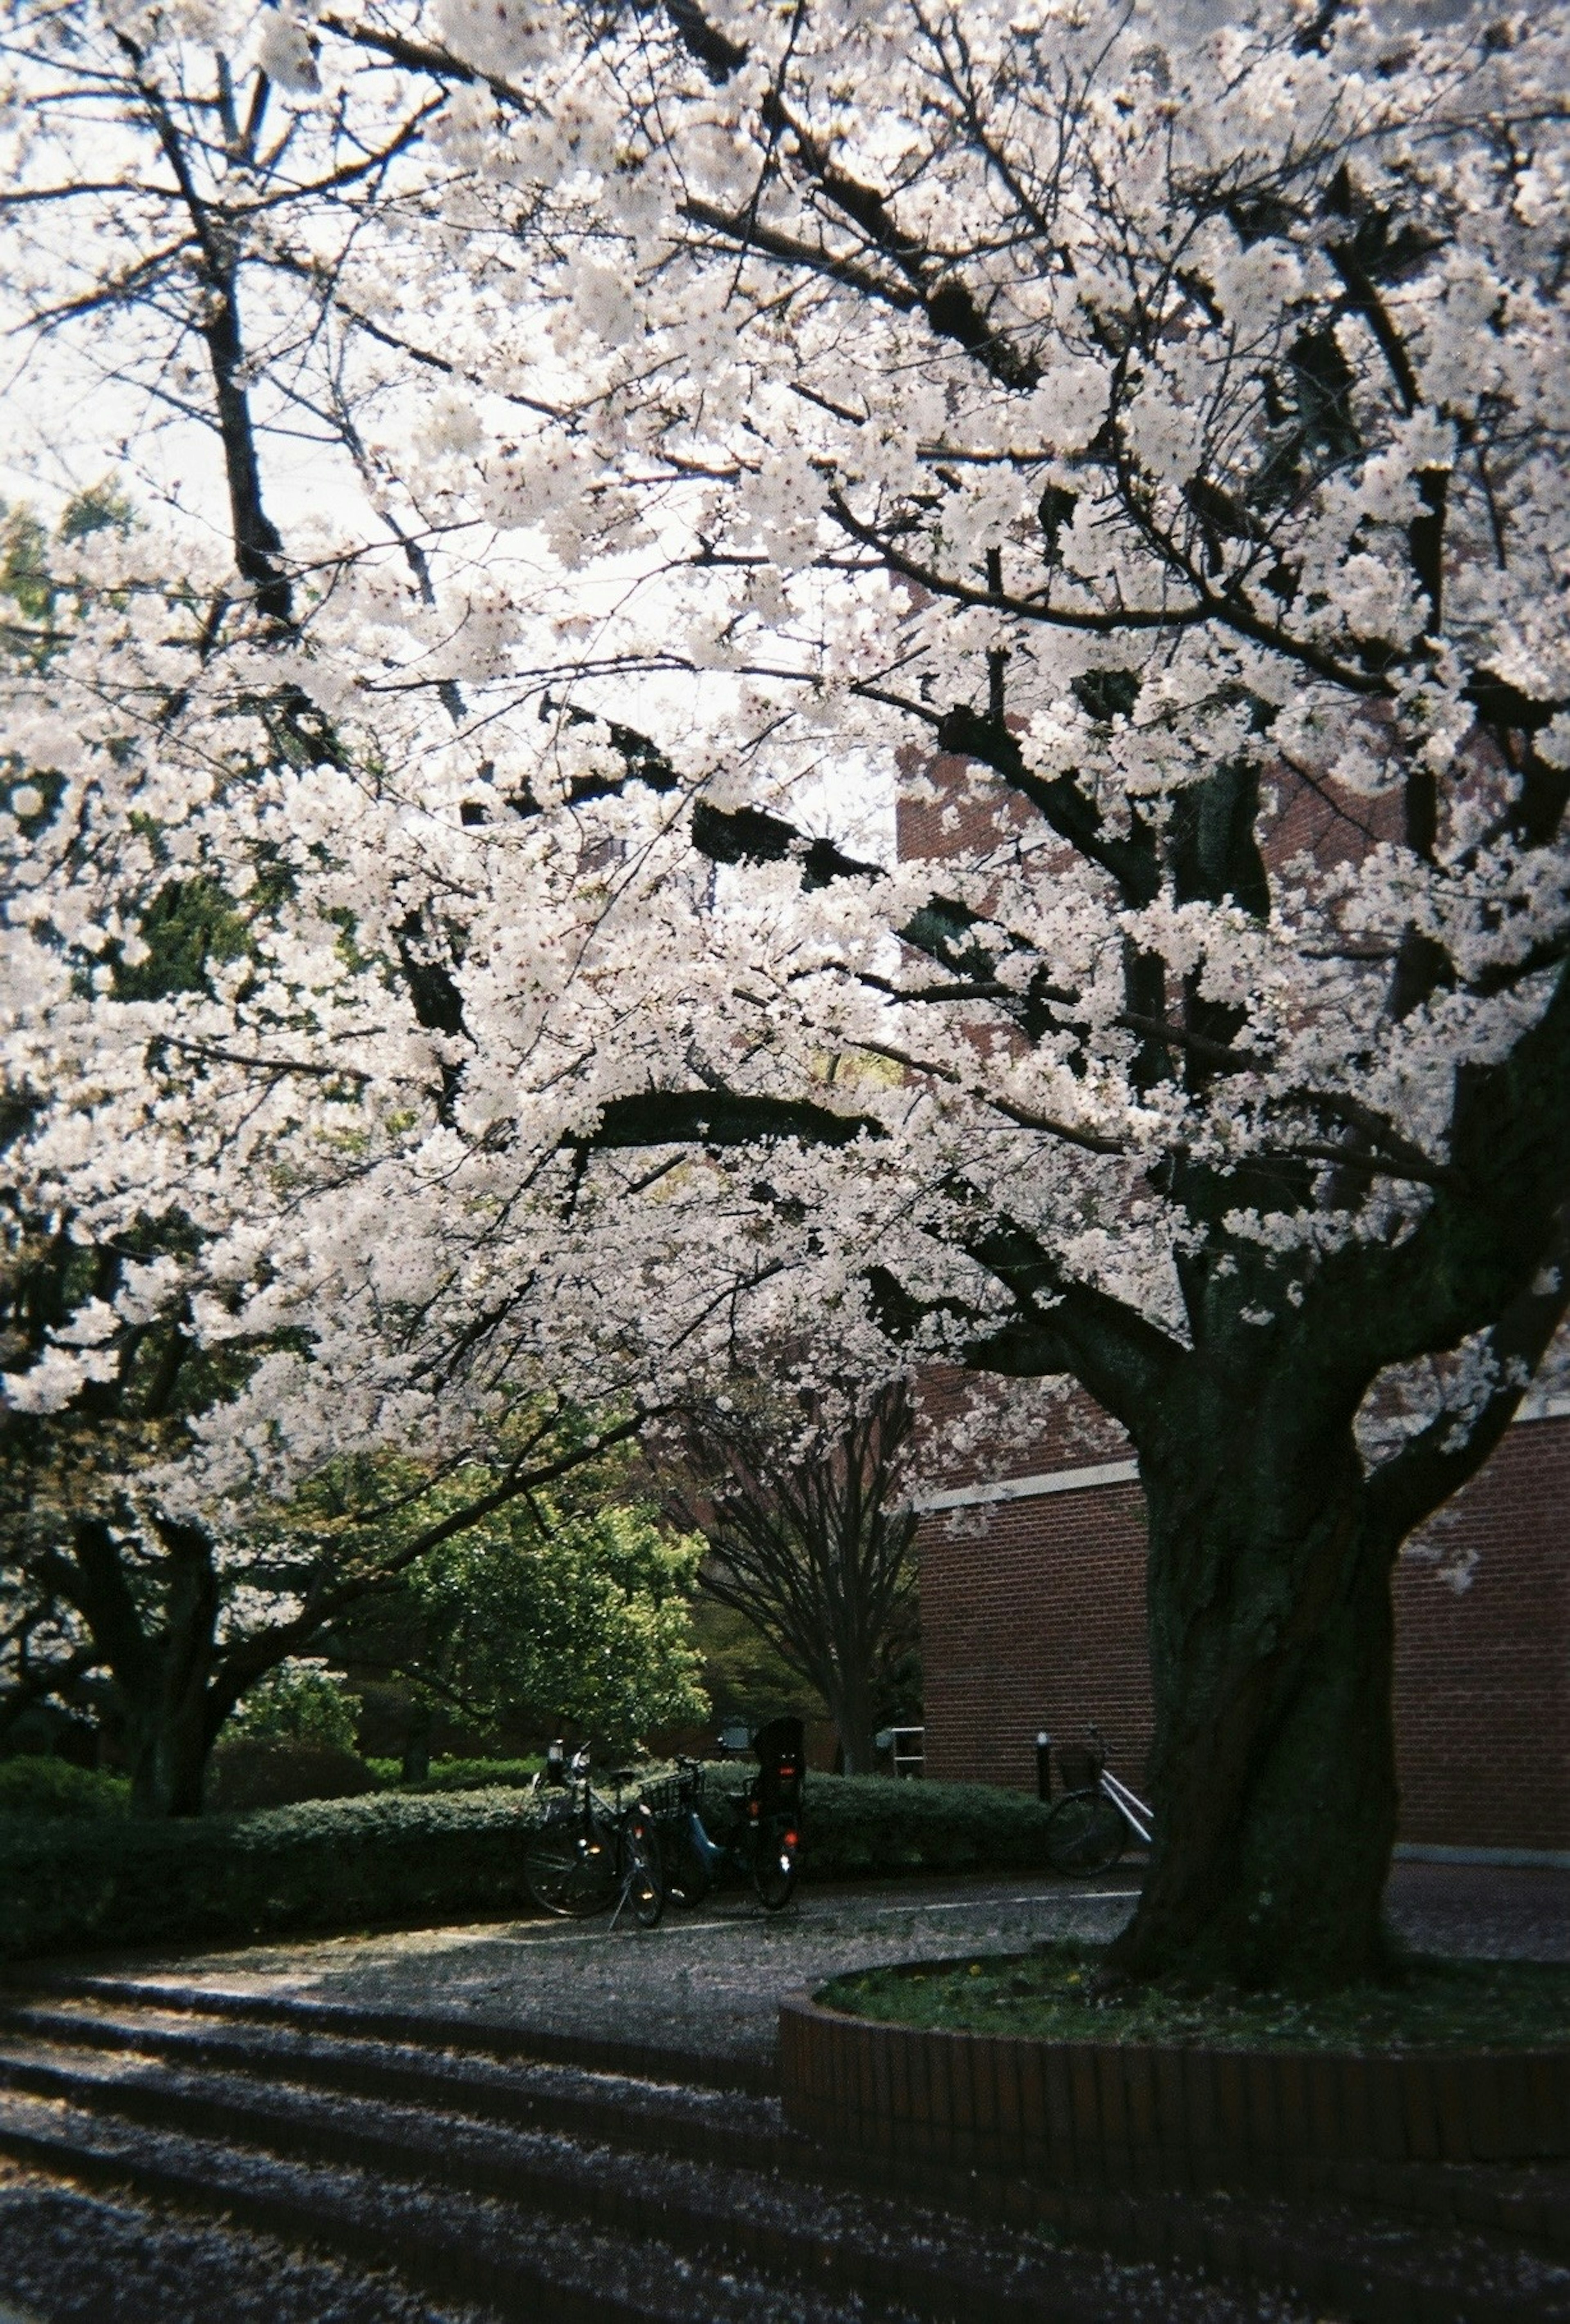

{"left": 4, "top": 1860, "right": 1564, "bottom": 2324}
{"left": 69, "top": 1858, "right": 1570, "bottom": 2069}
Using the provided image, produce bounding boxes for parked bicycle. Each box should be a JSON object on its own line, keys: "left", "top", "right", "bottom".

{"left": 524, "top": 1742, "right": 664, "bottom": 1928}
{"left": 1043, "top": 1725, "right": 1152, "bottom": 1876}
{"left": 650, "top": 1716, "right": 804, "bottom": 1913}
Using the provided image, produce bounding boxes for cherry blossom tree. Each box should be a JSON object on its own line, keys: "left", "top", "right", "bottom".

{"left": 0, "top": 505, "right": 659, "bottom": 1815}
{"left": 4, "top": 0, "right": 1569, "bottom": 1985}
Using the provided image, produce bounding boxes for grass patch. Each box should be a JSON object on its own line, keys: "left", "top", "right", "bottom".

{"left": 818, "top": 1941, "right": 1570, "bottom": 2052}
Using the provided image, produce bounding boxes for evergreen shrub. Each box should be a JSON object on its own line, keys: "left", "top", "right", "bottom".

{"left": 0, "top": 1786, "right": 542, "bottom": 1959}
{"left": 224, "top": 1664, "right": 361, "bottom": 1752}
{"left": 796, "top": 1773, "right": 1058, "bottom": 1881}
{"left": 361, "top": 1755, "right": 545, "bottom": 1793}
{"left": 203, "top": 1739, "right": 377, "bottom": 1813}
{"left": 0, "top": 1759, "right": 130, "bottom": 1820}
{"left": 0, "top": 1773, "right": 1063, "bottom": 1959}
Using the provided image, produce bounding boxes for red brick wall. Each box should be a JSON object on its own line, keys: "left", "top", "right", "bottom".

{"left": 1391, "top": 1416, "right": 1570, "bottom": 1851}
{"left": 919, "top": 1417, "right": 1569, "bottom": 1850}
{"left": 903, "top": 742, "right": 1568, "bottom": 1850}
{"left": 920, "top": 1477, "right": 1151, "bottom": 1797}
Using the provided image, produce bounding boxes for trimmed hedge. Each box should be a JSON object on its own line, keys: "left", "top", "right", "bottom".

{"left": 362, "top": 1755, "right": 545, "bottom": 1793}
{"left": 0, "top": 1786, "right": 544, "bottom": 1960}
{"left": 0, "top": 1772, "right": 1067, "bottom": 1961}
{"left": 0, "top": 1760, "right": 130, "bottom": 1820}
{"left": 801, "top": 1773, "right": 1061, "bottom": 1882}
{"left": 204, "top": 1739, "right": 376, "bottom": 1813}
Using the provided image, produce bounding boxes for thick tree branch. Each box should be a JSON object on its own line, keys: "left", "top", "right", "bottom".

{"left": 1364, "top": 1197, "right": 1570, "bottom": 1549}
{"left": 585, "top": 1089, "right": 881, "bottom": 1152}
{"left": 957, "top": 1214, "right": 1184, "bottom": 1432}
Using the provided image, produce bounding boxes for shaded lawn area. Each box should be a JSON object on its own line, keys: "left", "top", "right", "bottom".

{"left": 819, "top": 1940, "right": 1570, "bottom": 2050}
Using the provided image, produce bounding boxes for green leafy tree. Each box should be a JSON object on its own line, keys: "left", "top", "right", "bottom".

{"left": 331, "top": 1476, "right": 709, "bottom": 1757}
{"left": 225, "top": 1662, "right": 361, "bottom": 1753}
{"left": 686, "top": 1599, "right": 827, "bottom": 1738}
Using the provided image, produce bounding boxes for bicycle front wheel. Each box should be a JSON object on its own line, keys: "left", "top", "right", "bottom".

{"left": 525, "top": 1812, "right": 619, "bottom": 1917}
{"left": 1044, "top": 1791, "right": 1126, "bottom": 1877}
{"left": 621, "top": 1813, "right": 665, "bottom": 1929}
{"left": 752, "top": 1818, "right": 799, "bottom": 1912}
{"left": 660, "top": 1823, "right": 713, "bottom": 1910}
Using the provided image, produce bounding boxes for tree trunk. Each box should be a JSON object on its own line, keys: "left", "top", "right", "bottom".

{"left": 125, "top": 1673, "right": 216, "bottom": 1817}
{"left": 1110, "top": 1408, "right": 1399, "bottom": 1991}
{"left": 122, "top": 1522, "right": 224, "bottom": 1818}
{"left": 825, "top": 1662, "right": 879, "bottom": 1777}
{"left": 401, "top": 1700, "right": 433, "bottom": 1785}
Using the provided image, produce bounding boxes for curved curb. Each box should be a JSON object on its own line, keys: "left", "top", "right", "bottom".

{"left": 778, "top": 1988, "right": 1570, "bottom": 2190}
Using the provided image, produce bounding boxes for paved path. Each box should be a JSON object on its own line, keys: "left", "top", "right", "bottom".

{"left": 77, "top": 1860, "right": 1570, "bottom": 2069}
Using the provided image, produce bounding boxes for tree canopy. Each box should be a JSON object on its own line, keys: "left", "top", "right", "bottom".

{"left": 3, "top": 0, "right": 1568, "bottom": 1971}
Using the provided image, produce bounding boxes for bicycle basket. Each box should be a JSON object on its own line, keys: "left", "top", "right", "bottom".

{"left": 643, "top": 1774, "right": 680, "bottom": 1819}
{"left": 1056, "top": 1742, "right": 1102, "bottom": 1793}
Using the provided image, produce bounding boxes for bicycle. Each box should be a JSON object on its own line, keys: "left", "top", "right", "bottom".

{"left": 650, "top": 1716, "right": 804, "bottom": 1914}
{"left": 1043, "top": 1725, "right": 1153, "bottom": 1876}
{"left": 523, "top": 1742, "right": 665, "bottom": 1929}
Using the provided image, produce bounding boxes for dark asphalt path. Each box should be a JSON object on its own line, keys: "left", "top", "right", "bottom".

{"left": 70, "top": 1858, "right": 1569, "bottom": 2069}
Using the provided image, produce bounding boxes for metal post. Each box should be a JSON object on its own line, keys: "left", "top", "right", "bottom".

{"left": 1035, "top": 1731, "right": 1052, "bottom": 1802}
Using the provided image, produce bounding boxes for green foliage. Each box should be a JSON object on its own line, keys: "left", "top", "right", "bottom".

{"left": 687, "top": 1598, "right": 825, "bottom": 1729}
{"left": 0, "top": 1773, "right": 1063, "bottom": 1956}
{"left": 362, "top": 1755, "right": 545, "bottom": 1792}
{"left": 336, "top": 1470, "right": 710, "bottom": 1752}
{"left": 0, "top": 1787, "right": 545, "bottom": 1958}
{"left": 204, "top": 1739, "right": 374, "bottom": 1814}
{"left": 0, "top": 1759, "right": 130, "bottom": 1821}
{"left": 111, "top": 874, "right": 260, "bottom": 1002}
{"left": 423, "top": 1495, "right": 708, "bottom": 1748}
{"left": 800, "top": 1773, "right": 1061, "bottom": 1881}
{"left": 0, "top": 505, "right": 51, "bottom": 624}
{"left": 57, "top": 482, "right": 135, "bottom": 545}
{"left": 1, "top": 482, "right": 135, "bottom": 634}
{"left": 226, "top": 1663, "right": 361, "bottom": 1751}
{"left": 820, "top": 1943, "right": 1570, "bottom": 2052}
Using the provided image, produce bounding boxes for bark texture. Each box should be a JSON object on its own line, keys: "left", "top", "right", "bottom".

{"left": 117, "top": 1519, "right": 226, "bottom": 1818}
{"left": 1112, "top": 1414, "right": 1398, "bottom": 1986}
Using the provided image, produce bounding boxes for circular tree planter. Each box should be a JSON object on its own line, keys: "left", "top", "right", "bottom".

{"left": 779, "top": 1985, "right": 1570, "bottom": 2194}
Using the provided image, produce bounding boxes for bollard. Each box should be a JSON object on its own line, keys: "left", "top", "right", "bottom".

{"left": 1035, "top": 1730, "right": 1052, "bottom": 1802}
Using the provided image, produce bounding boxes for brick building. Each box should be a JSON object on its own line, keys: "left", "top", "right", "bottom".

{"left": 896, "top": 711, "right": 1569, "bottom": 1862}
{"left": 915, "top": 1383, "right": 1570, "bottom": 1858}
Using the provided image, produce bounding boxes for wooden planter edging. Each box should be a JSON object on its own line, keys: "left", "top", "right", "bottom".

{"left": 778, "top": 1990, "right": 1570, "bottom": 2194}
